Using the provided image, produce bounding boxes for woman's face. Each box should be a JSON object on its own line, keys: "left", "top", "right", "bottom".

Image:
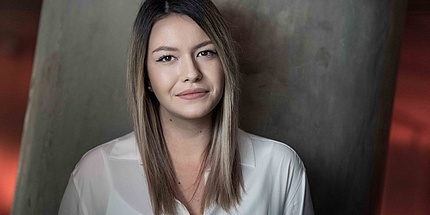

{"left": 146, "top": 14, "right": 224, "bottom": 121}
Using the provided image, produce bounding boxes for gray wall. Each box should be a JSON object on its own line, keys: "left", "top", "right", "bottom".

{"left": 12, "top": 1, "right": 139, "bottom": 214}
{"left": 12, "top": 0, "right": 407, "bottom": 214}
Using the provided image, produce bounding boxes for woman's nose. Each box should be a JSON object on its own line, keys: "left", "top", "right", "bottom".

{"left": 181, "top": 56, "right": 202, "bottom": 82}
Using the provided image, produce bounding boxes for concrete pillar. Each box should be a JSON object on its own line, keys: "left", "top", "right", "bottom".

{"left": 12, "top": 0, "right": 139, "bottom": 214}
{"left": 216, "top": 0, "right": 407, "bottom": 214}
{"left": 12, "top": 0, "right": 407, "bottom": 214}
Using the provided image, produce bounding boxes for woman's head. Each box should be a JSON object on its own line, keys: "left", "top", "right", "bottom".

{"left": 147, "top": 14, "right": 225, "bottom": 121}
{"left": 127, "top": 1, "right": 242, "bottom": 214}
{"left": 128, "top": 0, "right": 239, "bottom": 119}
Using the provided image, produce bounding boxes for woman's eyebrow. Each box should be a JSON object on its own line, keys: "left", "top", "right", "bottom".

{"left": 152, "top": 46, "right": 179, "bottom": 53}
{"left": 193, "top": 40, "right": 213, "bottom": 51}
{"left": 151, "top": 40, "right": 213, "bottom": 53}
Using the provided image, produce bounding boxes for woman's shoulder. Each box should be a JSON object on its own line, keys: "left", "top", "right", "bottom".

{"left": 238, "top": 129, "right": 304, "bottom": 170}
{"left": 61, "top": 133, "right": 151, "bottom": 214}
{"left": 71, "top": 132, "right": 138, "bottom": 179}
{"left": 237, "top": 129, "right": 312, "bottom": 214}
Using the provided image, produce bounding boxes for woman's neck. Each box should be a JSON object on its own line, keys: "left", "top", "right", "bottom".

{"left": 160, "top": 109, "right": 212, "bottom": 164}
{"left": 159, "top": 108, "right": 210, "bottom": 214}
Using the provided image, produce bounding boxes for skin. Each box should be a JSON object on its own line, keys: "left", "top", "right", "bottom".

{"left": 146, "top": 14, "right": 225, "bottom": 215}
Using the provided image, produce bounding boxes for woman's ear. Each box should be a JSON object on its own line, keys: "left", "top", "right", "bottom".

{"left": 147, "top": 79, "right": 154, "bottom": 92}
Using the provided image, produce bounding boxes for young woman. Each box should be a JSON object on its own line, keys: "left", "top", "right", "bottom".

{"left": 59, "top": 0, "right": 314, "bottom": 214}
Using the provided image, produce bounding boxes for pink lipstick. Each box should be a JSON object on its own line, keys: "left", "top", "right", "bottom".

{"left": 176, "top": 88, "right": 209, "bottom": 100}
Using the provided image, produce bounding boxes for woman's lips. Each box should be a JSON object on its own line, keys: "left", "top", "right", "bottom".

{"left": 176, "top": 88, "right": 209, "bottom": 100}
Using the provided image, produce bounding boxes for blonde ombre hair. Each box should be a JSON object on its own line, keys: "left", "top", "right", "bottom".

{"left": 127, "top": 0, "right": 243, "bottom": 214}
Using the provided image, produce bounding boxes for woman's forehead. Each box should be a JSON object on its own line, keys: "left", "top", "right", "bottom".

{"left": 148, "top": 14, "right": 212, "bottom": 51}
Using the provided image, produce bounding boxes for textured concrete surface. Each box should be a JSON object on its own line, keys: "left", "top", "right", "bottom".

{"left": 215, "top": 0, "right": 406, "bottom": 214}
{"left": 12, "top": 0, "right": 407, "bottom": 214}
{"left": 12, "top": 0, "right": 139, "bottom": 214}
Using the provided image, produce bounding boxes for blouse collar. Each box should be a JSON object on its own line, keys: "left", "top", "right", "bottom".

{"left": 107, "top": 129, "right": 256, "bottom": 168}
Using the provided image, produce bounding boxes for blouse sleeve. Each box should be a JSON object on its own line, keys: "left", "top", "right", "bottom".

{"left": 58, "top": 176, "right": 86, "bottom": 215}
{"left": 284, "top": 163, "right": 314, "bottom": 215}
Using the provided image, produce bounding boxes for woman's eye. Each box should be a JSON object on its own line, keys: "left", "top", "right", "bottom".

{"left": 197, "top": 50, "right": 217, "bottom": 57}
{"left": 156, "top": 55, "right": 174, "bottom": 62}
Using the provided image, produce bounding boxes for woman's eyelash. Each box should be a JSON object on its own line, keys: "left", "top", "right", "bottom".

{"left": 197, "top": 50, "right": 218, "bottom": 57}
{"left": 156, "top": 55, "right": 174, "bottom": 62}
{"left": 156, "top": 50, "right": 217, "bottom": 62}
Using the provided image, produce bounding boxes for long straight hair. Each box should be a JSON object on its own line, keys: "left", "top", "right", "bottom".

{"left": 127, "top": 0, "right": 243, "bottom": 214}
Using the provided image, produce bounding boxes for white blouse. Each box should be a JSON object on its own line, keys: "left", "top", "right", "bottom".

{"left": 59, "top": 130, "right": 314, "bottom": 215}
